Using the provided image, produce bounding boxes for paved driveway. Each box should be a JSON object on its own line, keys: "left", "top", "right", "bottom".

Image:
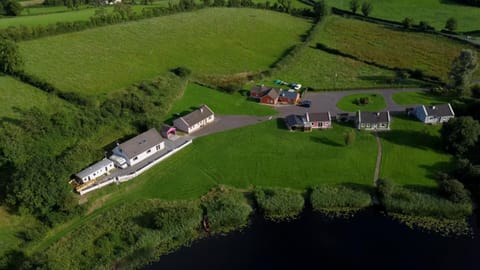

{"left": 276, "top": 88, "right": 426, "bottom": 117}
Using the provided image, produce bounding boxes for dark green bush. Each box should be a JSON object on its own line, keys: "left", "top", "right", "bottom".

{"left": 439, "top": 179, "right": 471, "bottom": 203}
{"left": 376, "top": 178, "right": 394, "bottom": 201}
{"left": 153, "top": 205, "right": 202, "bottom": 235}
{"left": 254, "top": 187, "right": 304, "bottom": 220}
{"left": 172, "top": 66, "right": 192, "bottom": 78}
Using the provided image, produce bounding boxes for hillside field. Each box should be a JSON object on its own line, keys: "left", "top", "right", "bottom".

{"left": 18, "top": 8, "right": 312, "bottom": 95}
{"left": 316, "top": 15, "right": 480, "bottom": 82}
{"left": 325, "top": 0, "right": 480, "bottom": 32}
{"left": 0, "top": 76, "right": 70, "bottom": 119}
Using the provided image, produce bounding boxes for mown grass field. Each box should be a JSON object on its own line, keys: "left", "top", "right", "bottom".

{"left": 316, "top": 16, "right": 480, "bottom": 82}
{"left": 380, "top": 116, "right": 454, "bottom": 187}
{"left": 19, "top": 8, "right": 312, "bottom": 95}
{"left": 0, "top": 76, "right": 69, "bottom": 119}
{"left": 336, "top": 93, "right": 386, "bottom": 112}
{"left": 392, "top": 91, "right": 453, "bottom": 106}
{"left": 167, "top": 83, "right": 276, "bottom": 119}
{"left": 325, "top": 0, "right": 480, "bottom": 32}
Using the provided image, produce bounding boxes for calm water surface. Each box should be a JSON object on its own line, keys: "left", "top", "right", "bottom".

{"left": 145, "top": 208, "right": 479, "bottom": 270}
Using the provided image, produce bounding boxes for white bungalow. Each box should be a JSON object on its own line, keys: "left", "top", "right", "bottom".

{"left": 173, "top": 104, "right": 215, "bottom": 134}
{"left": 356, "top": 111, "right": 391, "bottom": 131}
{"left": 75, "top": 158, "right": 115, "bottom": 184}
{"left": 414, "top": 104, "right": 455, "bottom": 124}
{"left": 112, "top": 128, "right": 165, "bottom": 167}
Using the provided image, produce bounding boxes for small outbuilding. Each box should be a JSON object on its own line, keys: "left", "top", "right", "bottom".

{"left": 161, "top": 125, "right": 177, "bottom": 139}
{"left": 75, "top": 158, "right": 115, "bottom": 184}
{"left": 414, "top": 104, "right": 454, "bottom": 124}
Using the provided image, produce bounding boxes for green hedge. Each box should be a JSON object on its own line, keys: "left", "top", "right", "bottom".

{"left": 310, "top": 184, "right": 372, "bottom": 215}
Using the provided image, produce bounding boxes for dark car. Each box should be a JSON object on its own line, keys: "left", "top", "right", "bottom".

{"left": 300, "top": 100, "right": 311, "bottom": 107}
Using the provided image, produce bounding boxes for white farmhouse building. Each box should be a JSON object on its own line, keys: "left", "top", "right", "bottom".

{"left": 414, "top": 104, "right": 455, "bottom": 124}
{"left": 75, "top": 158, "right": 115, "bottom": 184}
{"left": 173, "top": 104, "right": 215, "bottom": 134}
{"left": 112, "top": 128, "right": 165, "bottom": 167}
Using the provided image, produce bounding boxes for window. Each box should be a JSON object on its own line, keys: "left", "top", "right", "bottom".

{"left": 156, "top": 144, "right": 162, "bottom": 151}
{"left": 147, "top": 149, "right": 151, "bottom": 154}
{"left": 133, "top": 157, "right": 138, "bottom": 161}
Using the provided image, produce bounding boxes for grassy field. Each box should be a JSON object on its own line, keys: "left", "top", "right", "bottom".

{"left": 316, "top": 15, "right": 480, "bottom": 82}
{"left": 392, "top": 91, "right": 453, "bottom": 106}
{"left": 167, "top": 83, "right": 276, "bottom": 119}
{"left": 325, "top": 0, "right": 480, "bottom": 32}
{"left": 19, "top": 8, "right": 312, "bottom": 95}
{"left": 268, "top": 17, "right": 421, "bottom": 90}
{"left": 380, "top": 116, "right": 454, "bottom": 187}
{"left": 0, "top": 76, "right": 70, "bottom": 119}
{"left": 336, "top": 93, "right": 386, "bottom": 112}
{"left": 0, "top": 207, "right": 38, "bottom": 256}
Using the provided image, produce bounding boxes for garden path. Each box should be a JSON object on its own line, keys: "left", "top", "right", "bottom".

{"left": 373, "top": 132, "right": 382, "bottom": 186}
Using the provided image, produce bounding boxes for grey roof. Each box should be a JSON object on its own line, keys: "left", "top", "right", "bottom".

{"left": 424, "top": 104, "right": 454, "bottom": 117}
{"left": 76, "top": 158, "right": 113, "bottom": 179}
{"left": 357, "top": 111, "right": 391, "bottom": 124}
{"left": 309, "top": 112, "right": 331, "bottom": 122}
{"left": 117, "top": 128, "right": 164, "bottom": 158}
{"left": 279, "top": 90, "right": 299, "bottom": 99}
{"left": 285, "top": 114, "right": 305, "bottom": 128}
{"left": 177, "top": 104, "right": 214, "bottom": 127}
{"left": 251, "top": 85, "right": 272, "bottom": 95}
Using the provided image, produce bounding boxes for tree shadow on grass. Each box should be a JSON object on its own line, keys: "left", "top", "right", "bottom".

{"left": 276, "top": 118, "right": 289, "bottom": 130}
{"left": 418, "top": 160, "right": 455, "bottom": 180}
{"left": 310, "top": 136, "right": 344, "bottom": 147}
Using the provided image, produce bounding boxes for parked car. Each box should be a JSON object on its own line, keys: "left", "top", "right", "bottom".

{"left": 300, "top": 100, "right": 311, "bottom": 107}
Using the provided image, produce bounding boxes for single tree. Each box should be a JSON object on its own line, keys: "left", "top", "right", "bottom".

{"left": 419, "top": 21, "right": 434, "bottom": 31}
{"left": 445, "top": 17, "right": 458, "bottom": 32}
{"left": 0, "top": 38, "right": 23, "bottom": 74}
{"left": 3, "top": 0, "right": 22, "bottom": 16}
{"left": 449, "top": 49, "right": 478, "bottom": 96}
{"left": 313, "top": 0, "right": 328, "bottom": 18}
{"left": 361, "top": 1, "right": 372, "bottom": 17}
{"left": 439, "top": 179, "right": 470, "bottom": 203}
{"left": 349, "top": 0, "right": 359, "bottom": 14}
{"left": 441, "top": 116, "right": 480, "bottom": 156}
{"left": 402, "top": 17, "right": 414, "bottom": 29}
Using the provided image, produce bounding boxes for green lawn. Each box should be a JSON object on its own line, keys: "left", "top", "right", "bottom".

{"left": 392, "top": 91, "right": 453, "bottom": 106}
{"left": 0, "top": 76, "right": 69, "bottom": 119}
{"left": 325, "top": 0, "right": 480, "bottom": 32}
{"left": 380, "top": 116, "right": 454, "bottom": 187}
{"left": 19, "top": 8, "right": 312, "bottom": 95}
{"left": 316, "top": 15, "right": 480, "bottom": 82}
{"left": 336, "top": 93, "right": 386, "bottom": 112}
{"left": 167, "top": 83, "right": 276, "bottom": 119}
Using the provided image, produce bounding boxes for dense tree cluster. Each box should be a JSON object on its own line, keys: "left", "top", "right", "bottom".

{"left": 0, "top": 0, "right": 22, "bottom": 16}
{"left": 454, "top": 0, "right": 480, "bottom": 7}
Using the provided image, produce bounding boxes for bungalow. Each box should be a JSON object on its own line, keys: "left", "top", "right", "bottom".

{"left": 112, "top": 128, "right": 165, "bottom": 167}
{"left": 356, "top": 111, "right": 391, "bottom": 131}
{"left": 173, "top": 104, "right": 215, "bottom": 134}
{"left": 75, "top": 158, "right": 115, "bottom": 184}
{"left": 414, "top": 104, "right": 454, "bottom": 124}
{"left": 278, "top": 90, "right": 300, "bottom": 104}
{"left": 285, "top": 114, "right": 311, "bottom": 132}
{"left": 260, "top": 88, "right": 280, "bottom": 105}
{"left": 307, "top": 112, "right": 332, "bottom": 129}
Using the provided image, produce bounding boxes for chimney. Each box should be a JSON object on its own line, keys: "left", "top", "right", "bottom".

{"left": 200, "top": 108, "right": 204, "bottom": 113}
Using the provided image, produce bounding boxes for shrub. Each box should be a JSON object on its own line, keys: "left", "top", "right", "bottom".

{"left": 153, "top": 205, "right": 202, "bottom": 235}
{"left": 172, "top": 66, "right": 192, "bottom": 78}
{"left": 418, "top": 21, "right": 435, "bottom": 32}
{"left": 310, "top": 184, "right": 371, "bottom": 213}
{"left": 202, "top": 187, "right": 252, "bottom": 233}
{"left": 439, "top": 179, "right": 470, "bottom": 203}
{"left": 254, "top": 187, "right": 304, "bottom": 221}
{"left": 402, "top": 17, "right": 414, "bottom": 29}
{"left": 376, "top": 178, "right": 394, "bottom": 201}
{"left": 344, "top": 129, "right": 356, "bottom": 146}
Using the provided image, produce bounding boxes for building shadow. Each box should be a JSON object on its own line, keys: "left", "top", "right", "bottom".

{"left": 310, "top": 136, "right": 344, "bottom": 147}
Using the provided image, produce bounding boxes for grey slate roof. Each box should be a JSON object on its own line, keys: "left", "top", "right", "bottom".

{"left": 358, "top": 111, "right": 391, "bottom": 124}
{"left": 177, "top": 104, "right": 214, "bottom": 127}
{"left": 309, "top": 112, "right": 331, "bottom": 122}
{"left": 424, "top": 104, "right": 454, "bottom": 117}
{"left": 279, "top": 90, "right": 298, "bottom": 99}
{"left": 76, "top": 158, "right": 113, "bottom": 179}
{"left": 285, "top": 114, "right": 305, "bottom": 129}
{"left": 117, "top": 128, "right": 164, "bottom": 159}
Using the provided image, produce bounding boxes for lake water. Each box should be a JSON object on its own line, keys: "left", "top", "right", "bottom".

{"left": 145, "top": 208, "right": 480, "bottom": 270}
